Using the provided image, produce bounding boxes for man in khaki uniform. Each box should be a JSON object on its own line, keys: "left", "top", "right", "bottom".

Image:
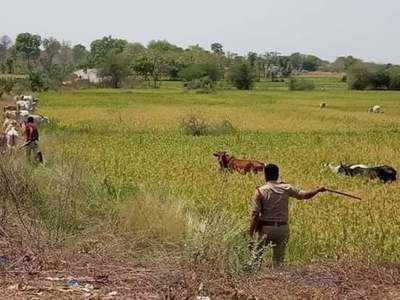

{"left": 249, "top": 164, "right": 326, "bottom": 268}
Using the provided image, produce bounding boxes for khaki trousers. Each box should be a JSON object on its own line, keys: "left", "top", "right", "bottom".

{"left": 251, "top": 224, "right": 289, "bottom": 268}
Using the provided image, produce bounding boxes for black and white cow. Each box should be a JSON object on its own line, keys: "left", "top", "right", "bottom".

{"left": 328, "top": 163, "right": 397, "bottom": 183}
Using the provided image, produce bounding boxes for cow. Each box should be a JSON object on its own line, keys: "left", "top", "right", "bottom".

{"left": 4, "top": 123, "right": 19, "bottom": 149}
{"left": 368, "top": 105, "right": 382, "bottom": 114}
{"left": 213, "top": 151, "right": 265, "bottom": 174}
{"left": 3, "top": 105, "right": 17, "bottom": 113}
{"left": 328, "top": 163, "right": 396, "bottom": 183}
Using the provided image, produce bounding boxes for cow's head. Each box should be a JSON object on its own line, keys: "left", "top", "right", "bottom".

{"left": 327, "top": 163, "right": 345, "bottom": 174}
{"left": 213, "top": 151, "right": 230, "bottom": 170}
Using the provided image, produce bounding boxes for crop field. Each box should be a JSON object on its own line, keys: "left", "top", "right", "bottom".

{"left": 35, "top": 78, "right": 400, "bottom": 271}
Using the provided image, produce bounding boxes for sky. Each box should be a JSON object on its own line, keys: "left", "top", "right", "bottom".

{"left": 1, "top": 0, "right": 399, "bottom": 63}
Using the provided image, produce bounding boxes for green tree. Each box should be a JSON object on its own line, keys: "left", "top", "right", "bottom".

{"left": 227, "top": 61, "right": 255, "bottom": 90}
{"left": 289, "top": 53, "right": 304, "bottom": 71}
{"left": 72, "top": 44, "right": 89, "bottom": 68}
{"left": 98, "top": 51, "right": 130, "bottom": 88}
{"left": 386, "top": 66, "right": 400, "bottom": 90}
{"left": 211, "top": 42, "right": 224, "bottom": 55}
{"left": 89, "top": 36, "right": 128, "bottom": 66}
{"left": 147, "top": 40, "right": 182, "bottom": 52}
{"left": 347, "top": 62, "right": 376, "bottom": 90}
{"left": 302, "top": 55, "right": 320, "bottom": 72}
{"left": 40, "top": 37, "right": 61, "bottom": 73}
{"left": 15, "top": 32, "right": 42, "bottom": 70}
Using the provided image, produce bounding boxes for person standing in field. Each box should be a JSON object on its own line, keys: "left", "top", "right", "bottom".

{"left": 249, "top": 164, "right": 326, "bottom": 269}
{"left": 24, "top": 116, "right": 41, "bottom": 163}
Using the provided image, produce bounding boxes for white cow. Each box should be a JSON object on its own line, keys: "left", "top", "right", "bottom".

{"left": 368, "top": 105, "right": 382, "bottom": 113}
{"left": 5, "top": 124, "right": 19, "bottom": 149}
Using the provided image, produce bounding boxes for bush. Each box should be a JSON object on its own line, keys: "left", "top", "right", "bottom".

{"left": 181, "top": 114, "right": 237, "bottom": 136}
{"left": 12, "top": 78, "right": 31, "bottom": 95}
{"left": 0, "top": 77, "right": 16, "bottom": 99}
{"left": 181, "top": 114, "right": 210, "bottom": 136}
{"left": 227, "top": 61, "right": 255, "bottom": 90}
{"left": 28, "top": 71, "right": 48, "bottom": 92}
{"left": 288, "top": 77, "right": 315, "bottom": 91}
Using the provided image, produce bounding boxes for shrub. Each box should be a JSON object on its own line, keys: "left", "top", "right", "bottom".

{"left": 181, "top": 114, "right": 237, "bottom": 136}
{"left": 212, "top": 119, "right": 237, "bottom": 135}
{"left": 288, "top": 77, "right": 315, "bottom": 91}
{"left": 0, "top": 77, "right": 16, "bottom": 99}
{"left": 28, "top": 71, "right": 48, "bottom": 92}
{"left": 227, "top": 61, "right": 255, "bottom": 90}
{"left": 181, "top": 114, "right": 210, "bottom": 136}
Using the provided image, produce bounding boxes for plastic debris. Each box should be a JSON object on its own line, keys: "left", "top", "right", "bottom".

{"left": 0, "top": 256, "right": 10, "bottom": 268}
{"left": 65, "top": 279, "right": 80, "bottom": 287}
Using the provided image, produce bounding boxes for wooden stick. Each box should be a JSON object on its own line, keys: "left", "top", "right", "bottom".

{"left": 326, "top": 189, "right": 362, "bottom": 200}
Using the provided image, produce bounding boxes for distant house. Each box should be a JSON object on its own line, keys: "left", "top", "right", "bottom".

{"left": 73, "top": 69, "right": 102, "bottom": 83}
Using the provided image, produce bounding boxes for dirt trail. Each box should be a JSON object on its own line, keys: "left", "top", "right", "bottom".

{"left": 0, "top": 249, "right": 399, "bottom": 299}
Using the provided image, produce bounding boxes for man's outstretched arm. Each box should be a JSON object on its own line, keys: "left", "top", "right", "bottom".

{"left": 297, "top": 187, "right": 327, "bottom": 200}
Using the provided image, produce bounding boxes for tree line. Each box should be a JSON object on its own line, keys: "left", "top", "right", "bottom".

{"left": 0, "top": 33, "right": 399, "bottom": 91}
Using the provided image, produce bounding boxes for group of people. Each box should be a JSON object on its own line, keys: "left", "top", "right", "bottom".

{"left": 2, "top": 95, "right": 41, "bottom": 162}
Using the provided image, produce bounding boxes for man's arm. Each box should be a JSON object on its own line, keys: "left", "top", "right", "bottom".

{"left": 297, "top": 187, "right": 327, "bottom": 200}
{"left": 249, "top": 190, "right": 262, "bottom": 237}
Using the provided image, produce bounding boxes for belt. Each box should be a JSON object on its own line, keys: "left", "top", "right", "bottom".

{"left": 260, "top": 221, "right": 287, "bottom": 227}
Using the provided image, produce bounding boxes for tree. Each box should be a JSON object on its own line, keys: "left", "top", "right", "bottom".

{"left": 178, "top": 62, "right": 222, "bottom": 83}
{"left": 211, "top": 42, "right": 224, "bottom": 55}
{"left": 98, "top": 51, "right": 130, "bottom": 88}
{"left": 347, "top": 62, "right": 377, "bottom": 90}
{"left": 227, "top": 61, "right": 255, "bottom": 90}
{"left": 333, "top": 56, "right": 359, "bottom": 72}
{"left": 89, "top": 36, "right": 128, "bottom": 66}
{"left": 247, "top": 52, "right": 257, "bottom": 68}
{"left": 147, "top": 40, "right": 182, "bottom": 52}
{"left": 289, "top": 53, "right": 304, "bottom": 71}
{"left": 15, "top": 32, "right": 42, "bottom": 70}
{"left": 0, "top": 35, "right": 12, "bottom": 73}
{"left": 302, "top": 55, "right": 320, "bottom": 72}
{"left": 40, "top": 37, "right": 61, "bottom": 72}
{"left": 72, "top": 44, "right": 89, "bottom": 68}
{"left": 387, "top": 66, "right": 400, "bottom": 90}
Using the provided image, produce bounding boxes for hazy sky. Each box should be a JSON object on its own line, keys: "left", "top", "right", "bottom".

{"left": 1, "top": 0, "right": 399, "bottom": 63}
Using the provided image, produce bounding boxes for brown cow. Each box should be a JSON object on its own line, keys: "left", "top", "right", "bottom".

{"left": 3, "top": 105, "right": 17, "bottom": 112}
{"left": 213, "top": 151, "right": 265, "bottom": 174}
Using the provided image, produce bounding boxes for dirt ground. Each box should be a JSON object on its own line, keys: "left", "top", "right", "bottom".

{"left": 0, "top": 247, "right": 399, "bottom": 299}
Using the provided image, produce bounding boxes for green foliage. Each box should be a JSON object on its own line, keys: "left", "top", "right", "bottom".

{"left": 72, "top": 44, "right": 89, "bottom": 68}
{"left": 179, "top": 63, "right": 222, "bottom": 82}
{"left": 0, "top": 77, "right": 16, "bottom": 98}
{"left": 147, "top": 40, "right": 183, "bottom": 52}
{"left": 302, "top": 55, "right": 321, "bottom": 72}
{"left": 346, "top": 62, "right": 400, "bottom": 90}
{"left": 227, "top": 61, "right": 255, "bottom": 90}
{"left": 89, "top": 36, "right": 128, "bottom": 66}
{"left": 98, "top": 52, "right": 131, "bottom": 88}
{"left": 386, "top": 66, "right": 400, "bottom": 90}
{"left": 288, "top": 77, "right": 316, "bottom": 91}
{"left": 210, "top": 42, "right": 224, "bottom": 54}
{"left": 15, "top": 32, "right": 42, "bottom": 69}
{"left": 28, "top": 71, "right": 48, "bottom": 92}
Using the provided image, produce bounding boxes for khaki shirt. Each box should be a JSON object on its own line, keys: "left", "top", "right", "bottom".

{"left": 251, "top": 181, "right": 304, "bottom": 222}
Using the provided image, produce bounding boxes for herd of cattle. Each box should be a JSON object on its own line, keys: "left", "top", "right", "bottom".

{"left": 320, "top": 102, "right": 383, "bottom": 114}
{"left": 213, "top": 151, "right": 397, "bottom": 183}
{"left": 1, "top": 95, "right": 48, "bottom": 151}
